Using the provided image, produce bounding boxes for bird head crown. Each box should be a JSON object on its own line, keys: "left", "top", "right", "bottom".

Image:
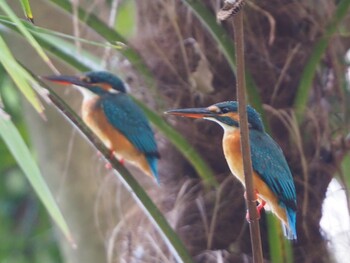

{"left": 42, "top": 71, "right": 127, "bottom": 96}
{"left": 82, "top": 71, "right": 127, "bottom": 93}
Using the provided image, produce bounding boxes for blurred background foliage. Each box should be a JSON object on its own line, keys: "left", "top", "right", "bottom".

{"left": 0, "top": 0, "right": 350, "bottom": 263}
{"left": 0, "top": 71, "right": 62, "bottom": 262}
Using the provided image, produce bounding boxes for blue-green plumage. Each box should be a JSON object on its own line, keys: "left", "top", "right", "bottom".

{"left": 223, "top": 101, "right": 297, "bottom": 239}
{"left": 101, "top": 93, "right": 160, "bottom": 181}
{"left": 166, "top": 101, "right": 297, "bottom": 239}
{"left": 43, "top": 71, "right": 160, "bottom": 183}
{"left": 249, "top": 129, "right": 297, "bottom": 239}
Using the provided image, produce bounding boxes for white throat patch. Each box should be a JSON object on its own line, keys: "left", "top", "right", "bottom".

{"left": 74, "top": 85, "right": 96, "bottom": 102}
{"left": 204, "top": 117, "right": 238, "bottom": 132}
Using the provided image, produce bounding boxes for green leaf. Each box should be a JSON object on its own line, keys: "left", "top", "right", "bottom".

{"left": 0, "top": 112, "right": 74, "bottom": 245}
{"left": 294, "top": 0, "right": 350, "bottom": 121}
{"left": 266, "top": 214, "right": 293, "bottom": 263}
{"left": 115, "top": 0, "right": 136, "bottom": 38}
{"left": 0, "top": 35, "right": 43, "bottom": 114}
{"left": 19, "top": 0, "right": 34, "bottom": 23}
{"left": 0, "top": 1, "right": 55, "bottom": 71}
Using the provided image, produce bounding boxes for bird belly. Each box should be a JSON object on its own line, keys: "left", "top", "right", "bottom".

{"left": 82, "top": 101, "right": 153, "bottom": 177}
{"left": 223, "top": 131, "right": 288, "bottom": 225}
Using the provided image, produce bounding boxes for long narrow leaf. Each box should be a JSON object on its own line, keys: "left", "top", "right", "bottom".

{"left": 19, "top": 0, "right": 34, "bottom": 23}
{"left": 0, "top": 1, "right": 56, "bottom": 72}
{"left": 0, "top": 16, "right": 97, "bottom": 71}
{"left": 293, "top": 0, "right": 350, "bottom": 120}
{"left": 266, "top": 214, "right": 293, "bottom": 263}
{"left": 0, "top": 15, "right": 125, "bottom": 50}
{"left": 0, "top": 35, "right": 43, "bottom": 114}
{"left": 0, "top": 113, "right": 74, "bottom": 245}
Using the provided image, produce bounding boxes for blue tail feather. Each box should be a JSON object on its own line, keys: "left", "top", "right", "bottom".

{"left": 283, "top": 206, "right": 297, "bottom": 240}
{"left": 146, "top": 156, "right": 159, "bottom": 184}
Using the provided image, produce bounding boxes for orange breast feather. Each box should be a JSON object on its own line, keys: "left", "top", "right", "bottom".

{"left": 223, "top": 130, "right": 288, "bottom": 225}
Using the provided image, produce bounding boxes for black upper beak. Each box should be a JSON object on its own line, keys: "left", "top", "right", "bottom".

{"left": 165, "top": 107, "right": 215, "bottom": 119}
{"left": 41, "top": 75, "right": 88, "bottom": 87}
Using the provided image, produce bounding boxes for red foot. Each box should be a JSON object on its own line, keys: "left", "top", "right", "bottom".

{"left": 256, "top": 200, "right": 266, "bottom": 214}
{"left": 244, "top": 189, "right": 266, "bottom": 222}
{"left": 105, "top": 162, "right": 113, "bottom": 170}
{"left": 97, "top": 150, "right": 125, "bottom": 170}
{"left": 104, "top": 155, "right": 125, "bottom": 170}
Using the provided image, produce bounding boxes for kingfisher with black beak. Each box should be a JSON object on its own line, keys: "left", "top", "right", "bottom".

{"left": 166, "top": 101, "right": 297, "bottom": 239}
{"left": 44, "top": 71, "right": 160, "bottom": 183}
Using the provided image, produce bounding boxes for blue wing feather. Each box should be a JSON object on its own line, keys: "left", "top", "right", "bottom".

{"left": 100, "top": 93, "right": 159, "bottom": 162}
{"left": 250, "top": 130, "right": 297, "bottom": 239}
{"left": 250, "top": 130, "right": 296, "bottom": 204}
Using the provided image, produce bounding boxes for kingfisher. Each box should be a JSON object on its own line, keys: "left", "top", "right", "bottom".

{"left": 166, "top": 101, "right": 297, "bottom": 239}
{"left": 43, "top": 71, "right": 160, "bottom": 183}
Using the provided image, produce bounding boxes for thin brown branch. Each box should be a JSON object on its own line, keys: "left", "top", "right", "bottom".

{"left": 233, "top": 10, "right": 264, "bottom": 263}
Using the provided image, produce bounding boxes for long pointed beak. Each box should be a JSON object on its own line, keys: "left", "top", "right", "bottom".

{"left": 165, "top": 107, "right": 215, "bottom": 119}
{"left": 42, "top": 75, "right": 88, "bottom": 87}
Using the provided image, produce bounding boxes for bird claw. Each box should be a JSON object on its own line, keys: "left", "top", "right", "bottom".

{"left": 257, "top": 200, "right": 266, "bottom": 214}
{"left": 245, "top": 199, "right": 266, "bottom": 222}
{"left": 99, "top": 150, "right": 123, "bottom": 170}
{"left": 105, "top": 162, "right": 113, "bottom": 170}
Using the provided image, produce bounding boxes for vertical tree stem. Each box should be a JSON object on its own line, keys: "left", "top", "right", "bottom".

{"left": 233, "top": 11, "right": 264, "bottom": 263}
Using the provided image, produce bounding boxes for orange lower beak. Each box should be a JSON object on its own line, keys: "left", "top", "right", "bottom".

{"left": 42, "top": 75, "right": 88, "bottom": 87}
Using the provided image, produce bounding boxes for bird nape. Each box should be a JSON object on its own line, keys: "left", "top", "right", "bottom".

{"left": 43, "top": 71, "right": 160, "bottom": 184}
{"left": 166, "top": 101, "right": 297, "bottom": 240}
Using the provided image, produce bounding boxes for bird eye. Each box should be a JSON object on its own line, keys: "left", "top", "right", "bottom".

{"left": 221, "top": 107, "right": 230, "bottom": 114}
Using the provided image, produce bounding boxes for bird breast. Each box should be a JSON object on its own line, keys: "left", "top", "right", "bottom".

{"left": 222, "top": 130, "right": 246, "bottom": 186}
{"left": 81, "top": 97, "right": 114, "bottom": 149}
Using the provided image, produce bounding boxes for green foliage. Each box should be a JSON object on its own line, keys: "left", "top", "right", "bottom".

{"left": 0, "top": 35, "right": 43, "bottom": 114}
{"left": 115, "top": 0, "right": 136, "bottom": 38}
{"left": 0, "top": 74, "right": 62, "bottom": 262}
{"left": 0, "top": 2, "right": 55, "bottom": 73}
{"left": 0, "top": 103, "right": 74, "bottom": 245}
{"left": 293, "top": 0, "right": 350, "bottom": 121}
{"left": 19, "top": 0, "right": 34, "bottom": 22}
{"left": 0, "top": 171, "right": 62, "bottom": 263}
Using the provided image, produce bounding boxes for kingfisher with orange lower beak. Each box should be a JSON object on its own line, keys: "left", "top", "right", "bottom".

{"left": 44, "top": 71, "right": 160, "bottom": 183}
{"left": 166, "top": 101, "right": 297, "bottom": 239}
